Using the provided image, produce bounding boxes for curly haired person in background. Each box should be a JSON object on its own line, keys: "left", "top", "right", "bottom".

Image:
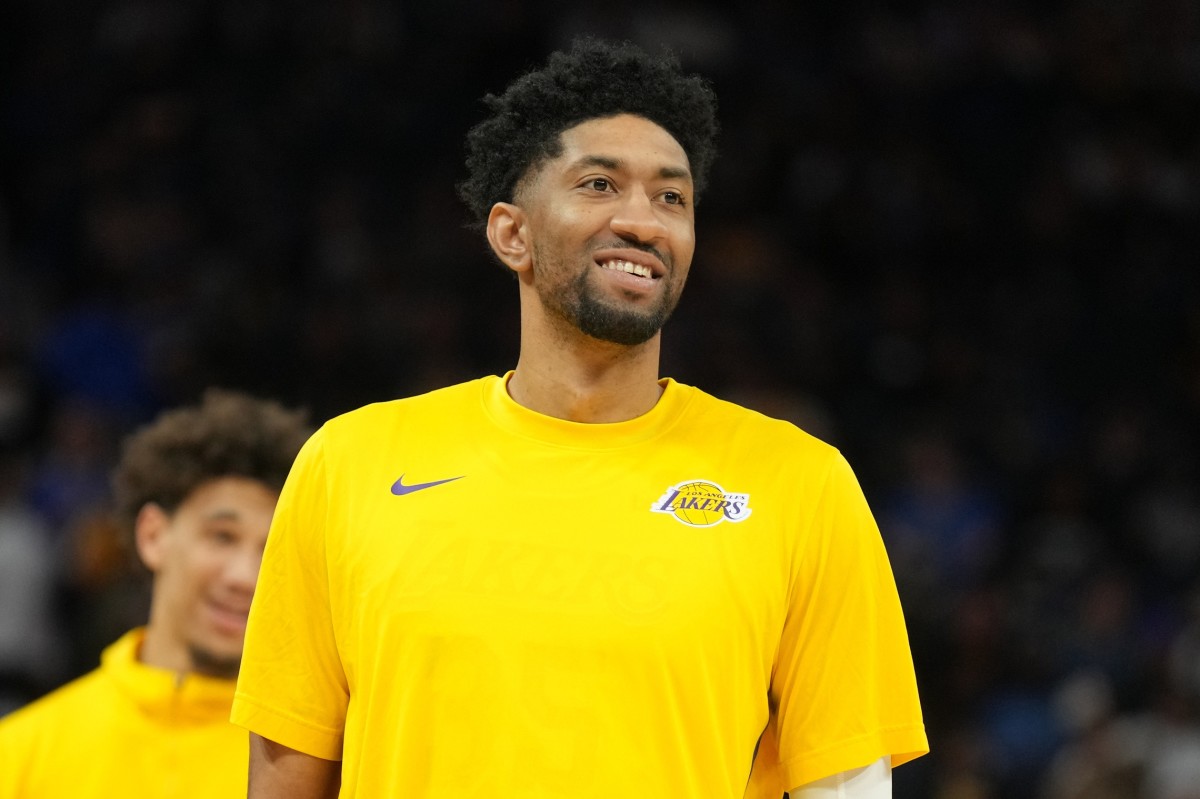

{"left": 0, "top": 390, "right": 310, "bottom": 798}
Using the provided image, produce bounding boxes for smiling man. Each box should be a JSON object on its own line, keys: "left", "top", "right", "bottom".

{"left": 0, "top": 390, "right": 309, "bottom": 798}
{"left": 232, "top": 38, "right": 928, "bottom": 799}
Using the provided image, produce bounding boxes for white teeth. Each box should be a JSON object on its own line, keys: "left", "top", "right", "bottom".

{"left": 600, "top": 259, "right": 652, "bottom": 278}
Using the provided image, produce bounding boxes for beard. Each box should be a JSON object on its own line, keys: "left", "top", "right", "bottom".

{"left": 536, "top": 244, "right": 682, "bottom": 346}
{"left": 188, "top": 644, "right": 241, "bottom": 679}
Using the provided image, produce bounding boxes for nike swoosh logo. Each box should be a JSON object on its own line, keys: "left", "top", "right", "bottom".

{"left": 390, "top": 474, "right": 464, "bottom": 496}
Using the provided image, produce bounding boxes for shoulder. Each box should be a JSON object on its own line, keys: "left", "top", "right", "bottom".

{"left": 677, "top": 382, "right": 843, "bottom": 466}
{"left": 289, "top": 379, "right": 492, "bottom": 468}
{"left": 0, "top": 667, "right": 106, "bottom": 739}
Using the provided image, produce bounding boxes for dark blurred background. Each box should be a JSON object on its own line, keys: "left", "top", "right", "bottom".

{"left": 2, "top": 1, "right": 1199, "bottom": 797}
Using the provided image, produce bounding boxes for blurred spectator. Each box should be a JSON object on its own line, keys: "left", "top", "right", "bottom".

{"left": 1041, "top": 671, "right": 1142, "bottom": 799}
{"left": 880, "top": 428, "right": 1004, "bottom": 608}
{"left": 0, "top": 452, "right": 63, "bottom": 714}
{"left": 25, "top": 399, "right": 117, "bottom": 540}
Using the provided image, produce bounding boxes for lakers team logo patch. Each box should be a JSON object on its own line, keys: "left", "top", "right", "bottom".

{"left": 651, "top": 480, "right": 752, "bottom": 527}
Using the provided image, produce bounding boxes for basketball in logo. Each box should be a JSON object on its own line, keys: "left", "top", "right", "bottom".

{"left": 673, "top": 481, "right": 727, "bottom": 526}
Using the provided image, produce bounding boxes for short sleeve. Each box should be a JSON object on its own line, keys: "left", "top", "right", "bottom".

{"left": 231, "top": 427, "right": 349, "bottom": 760}
{"left": 754, "top": 452, "right": 928, "bottom": 793}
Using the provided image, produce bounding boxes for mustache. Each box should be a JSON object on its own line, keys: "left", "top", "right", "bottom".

{"left": 591, "top": 240, "right": 669, "bottom": 269}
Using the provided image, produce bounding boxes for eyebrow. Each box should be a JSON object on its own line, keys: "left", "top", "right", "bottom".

{"left": 203, "top": 509, "right": 244, "bottom": 522}
{"left": 569, "top": 155, "right": 692, "bottom": 182}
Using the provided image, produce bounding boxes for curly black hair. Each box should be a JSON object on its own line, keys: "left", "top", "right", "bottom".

{"left": 112, "top": 389, "right": 311, "bottom": 535}
{"left": 458, "top": 37, "right": 719, "bottom": 226}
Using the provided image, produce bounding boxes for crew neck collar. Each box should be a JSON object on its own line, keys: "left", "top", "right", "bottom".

{"left": 481, "top": 371, "right": 691, "bottom": 449}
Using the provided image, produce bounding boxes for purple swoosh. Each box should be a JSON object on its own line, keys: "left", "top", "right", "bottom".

{"left": 390, "top": 474, "right": 464, "bottom": 496}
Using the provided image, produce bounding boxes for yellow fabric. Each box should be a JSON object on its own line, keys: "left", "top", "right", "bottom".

{"left": 0, "top": 628, "right": 247, "bottom": 798}
{"left": 233, "top": 374, "right": 927, "bottom": 798}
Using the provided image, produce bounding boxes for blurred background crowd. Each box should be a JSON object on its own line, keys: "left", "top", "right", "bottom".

{"left": 2, "top": 1, "right": 1199, "bottom": 796}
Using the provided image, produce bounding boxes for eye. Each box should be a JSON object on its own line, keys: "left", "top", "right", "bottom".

{"left": 209, "top": 528, "right": 238, "bottom": 546}
{"left": 585, "top": 177, "right": 612, "bottom": 192}
{"left": 660, "top": 191, "right": 687, "bottom": 206}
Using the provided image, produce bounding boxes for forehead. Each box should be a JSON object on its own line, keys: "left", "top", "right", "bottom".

{"left": 177, "top": 476, "right": 278, "bottom": 520}
{"left": 549, "top": 114, "right": 691, "bottom": 178}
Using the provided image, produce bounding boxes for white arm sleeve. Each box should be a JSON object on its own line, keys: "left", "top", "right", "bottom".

{"left": 789, "top": 756, "right": 891, "bottom": 799}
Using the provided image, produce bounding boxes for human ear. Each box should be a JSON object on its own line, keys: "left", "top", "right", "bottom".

{"left": 486, "top": 202, "right": 532, "bottom": 273}
{"left": 133, "top": 503, "right": 171, "bottom": 572}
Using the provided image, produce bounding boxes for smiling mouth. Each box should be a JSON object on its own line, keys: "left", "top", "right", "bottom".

{"left": 207, "top": 601, "right": 250, "bottom": 632}
{"left": 598, "top": 259, "right": 655, "bottom": 279}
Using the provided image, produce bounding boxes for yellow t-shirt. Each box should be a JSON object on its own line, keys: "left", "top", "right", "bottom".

{"left": 232, "top": 375, "right": 927, "bottom": 797}
{"left": 0, "top": 628, "right": 247, "bottom": 799}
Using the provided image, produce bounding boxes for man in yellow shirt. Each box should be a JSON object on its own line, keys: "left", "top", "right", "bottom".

{"left": 0, "top": 390, "right": 310, "bottom": 798}
{"left": 233, "top": 38, "right": 928, "bottom": 798}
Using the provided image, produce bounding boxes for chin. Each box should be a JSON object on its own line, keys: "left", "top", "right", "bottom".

{"left": 188, "top": 640, "right": 244, "bottom": 679}
{"left": 576, "top": 306, "right": 667, "bottom": 345}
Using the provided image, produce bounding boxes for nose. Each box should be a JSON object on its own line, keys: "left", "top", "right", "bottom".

{"left": 609, "top": 188, "right": 668, "bottom": 245}
{"left": 225, "top": 547, "right": 261, "bottom": 594}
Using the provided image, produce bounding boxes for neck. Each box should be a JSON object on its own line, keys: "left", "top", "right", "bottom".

{"left": 138, "top": 616, "right": 191, "bottom": 675}
{"left": 509, "top": 333, "right": 664, "bottom": 423}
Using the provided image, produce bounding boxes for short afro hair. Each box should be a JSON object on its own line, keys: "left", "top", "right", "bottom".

{"left": 458, "top": 37, "right": 719, "bottom": 226}
{"left": 112, "top": 389, "right": 310, "bottom": 534}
